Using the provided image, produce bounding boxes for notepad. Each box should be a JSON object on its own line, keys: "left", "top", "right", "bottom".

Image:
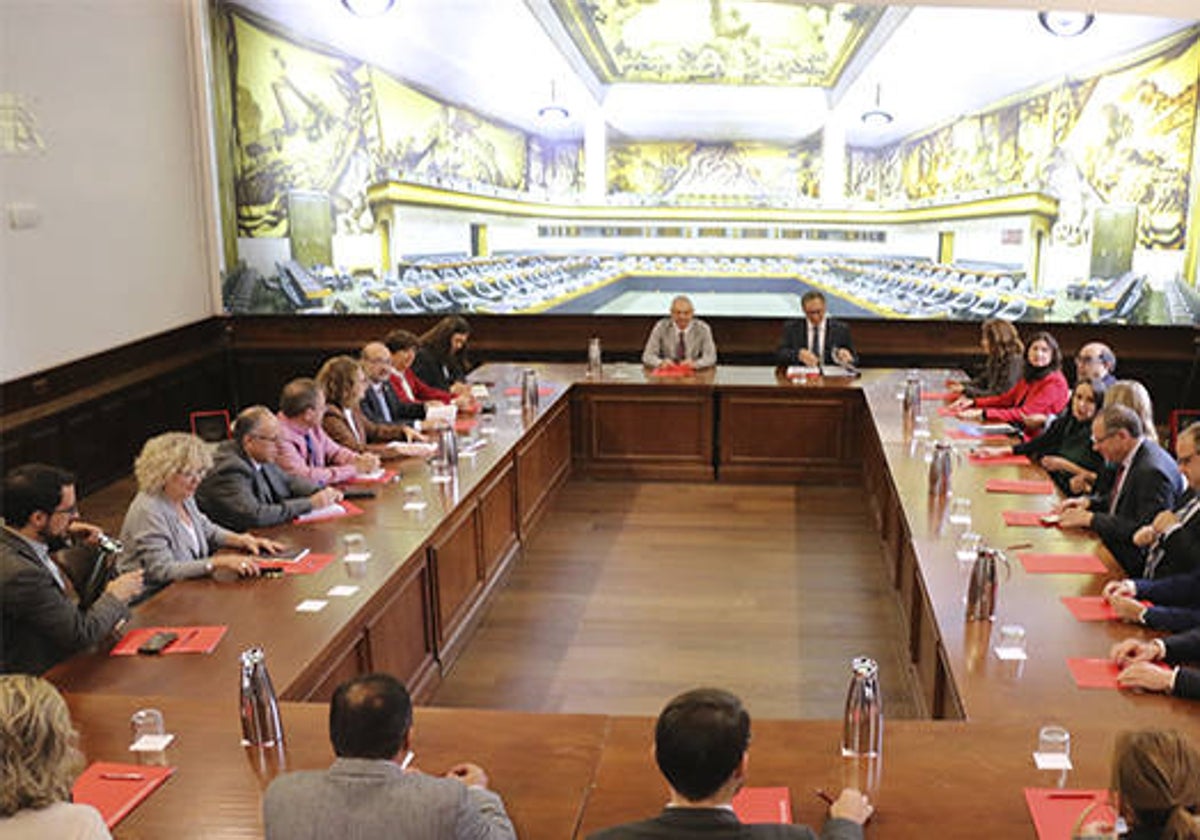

{"left": 968, "top": 453, "right": 1030, "bottom": 466}
{"left": 111, "top": 625, "right": 227, "bottom": 656}
{"left": 73, "top": 762, "right": 175, "bottom": 828}
{"left": 294, "top": 501, "right": 364, "bottom": 524}
{"left": 1018, "top": 553, "right": 1107, "bottom": 574}
{"left": 344, "top": 469, "right": 397, "bottom": 484}
{"left": 1024, "top": 788, "right": 1110, "bottom": 840}
{"left": 1067, "top": 658, "right": 1121, "bottom": 689}
{"left": 732, "top": 787, "right": 792, "bottom": 824}
{"left": 986, "top": 478, "right": 1055, "bottom": 495}
{"left": 276, "top": 552, "right": 335, "bottom": 575}
{"left": 388, "top": 441, "right": 437, "bottom": 458}
{"left": 921, "top": 391, "right": 955, "bottom": 401}
{"left": 1061, "top": 596, "right": 1150, "bottom": 622}
{"left": 1003, "top": 510, "right": 1057, "bottom": 527}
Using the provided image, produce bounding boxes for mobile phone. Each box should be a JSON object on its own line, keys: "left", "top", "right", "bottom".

{"left": 137, "top": 631, "right": 178, "bottom": 655}
{"left": 260, "top": 566, "right": 285, "bottom": 578}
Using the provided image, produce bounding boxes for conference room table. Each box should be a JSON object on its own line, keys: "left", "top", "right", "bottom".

{"left": 50, "top": 363, "right": 1196, "bottom": 838}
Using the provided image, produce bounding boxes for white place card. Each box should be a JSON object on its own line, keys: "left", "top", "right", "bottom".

{"left": 342, "top": 551, "right": 371, "bottom": 563}
{"left": 295, "top": 599, "right": 328, "bottom": 613}
{"left": 130, "top": 733, "right": 175, "bottom": 752}
{"left": 1033, "top": 751, "right": 1073, "bottom": 771}
{"left": 327, "top": 585, "right": 359, "bottom": 598}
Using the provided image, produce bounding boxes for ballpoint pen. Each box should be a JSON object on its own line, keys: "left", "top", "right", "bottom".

{"left": 101, "top": 772, "right": 145, "bottom": 781}
{"left": 813, "top": 788, "right": 835, "bottom": 806}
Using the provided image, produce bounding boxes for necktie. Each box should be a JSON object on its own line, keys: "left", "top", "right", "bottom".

{"left": 374, "top": 386, "right": 393, "bottom": 422}
{"left": 1144, "top": 496, "right": 1200, "bottom": 579}
{"left": 675, "top": 331, "right": 686, "bottom": 363}
{"left": 1108, "top": 462, "right": 1128, "bottom": 515}
{"left": 809, "top": 325, "right": 822, "bottom": 363}
{"left": 304, "top": 432, "right": 317, "bottom": 468}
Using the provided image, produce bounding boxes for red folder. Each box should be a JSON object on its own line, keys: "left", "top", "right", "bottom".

{"left": 968, "top": 453, "right": 1030, "bottom": 466}
{"left": 111, "top": 625, "right": 227, "bottom": 656}
{"left": 343, "top": 469, "right": 396, "bottom": 485}
{"left": 1061, "top": 596, "right": 1150, "bottom": 622}
{"left": 1018, "top": 553, "right": 1107, "bottom": 574}
{"left": 732, "top": 786, "right": 792, "bottom": 824}
{"left": 277, "top": 552, "right": 335, "bottom": 575}
{"left": 1024, "top": 788, "right": 1111, "bottom": 840}
{"left": 72, "top": 762, "right": 175, "bottom": 828}
{"left": 921, "top": 391, "right": 955, "bottom": 401}
{"left": 986, "top": 478, "right": 1055, "bottom": 495}
{"left": 1066, "top": 658, "right": 1121, "bottom": 689}
{"left": 454, "top": 418, "right": 477, "bottom": 434}
{"left": 502, "top": 385, "right": 555, "bottom": 396}
{"left": 649, "top": 362, "right": 695, "bottom": 378}
{"left": 1003, "top": 510, "right": 1056, "bottom": 527}
{"left": 293, "top": 500, "right": 364, "bottom": 524}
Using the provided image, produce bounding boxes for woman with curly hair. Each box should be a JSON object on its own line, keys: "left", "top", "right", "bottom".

{"left": 949, "top": 317, "right": 1024, "bottom": 399}
{"left": 0, "top": 674, "right": 109, "bottom": 838}
{"left": 315, "top": 356, "right": 425, "bottom": 460}
{"left": 412, "top": 315, "right": 472, "bottom": 395}
{"left": 115, "top": 432, "right": 281, "bottom": 598}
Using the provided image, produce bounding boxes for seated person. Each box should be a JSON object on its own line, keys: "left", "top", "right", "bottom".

{"left": 1021, "top": 340, "right": 1118, "bottom": 432}
{"left": 1110, "top": 730, "right": 1200, "bottom": 840}
{"left": 0, "top": 675, "right": 111, "bottom": 838}
{"left": 642, "top": 295, "right": 717, "bottom": 370}
{"left": 1113, "top": 628, "right": 1200, "bottom": 701}
{"left": 413, "top": 316, "right": 472, "bottom": 396}
{"left": 275, "top": 378, "right": 380, "bottom": 485}
{"left": 359, "top": 340, "right": 425, "bottom": 425}
{"left": 382, "top": 331, "right": 473, "bottom": 412}
{"left": 264, "top": 673, "right": 515, "bottom": 840}
{"left": 1, "top": 465, "right": 142, "bottom": 674}
{"left": 947, "top": 318, "right": 1024, "bottom": 399}
{"left": 776, "top": 291, "right": 856, "bottom": 369}
{"left": 116, "top": 432, "right": 281, "bottom": 596}
{"left": 977, "top": 378, "right": 1106, "bottom": 495}
{"left": 195, "top": 406, "right": 342, "bottom": 531}
{"left": 1077, "top": 379, "right": 1164, "bottom": 498}
{"left": 950, "top": 331, "right": 1069, "bottom": 435}
{"left": 315, "top": 356, "right": 424, "bottom": 459}
{"left": 1058, "top": 405, "right": 1184, "bottom": 576}
{"left": 586, "top": 687, "right": 871, "bottom": 840}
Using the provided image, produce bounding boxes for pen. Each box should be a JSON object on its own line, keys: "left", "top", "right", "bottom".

{"left": 1045, "top": 792, "right": 1096, "bottom": 799}
{"left": 101, "top": 772, "right": 145, "bottom": 781}
{"left": 175, "top": 629, "right": 198, "bottom": 648}
{"left": 814, "top": 788, "right": 835, "bottom": 806}
{"left": 1007, "top": 542, "right": 1033, "bottom": 551}
{"left": 399, "top": 750, "right": 415, "bottom": 770}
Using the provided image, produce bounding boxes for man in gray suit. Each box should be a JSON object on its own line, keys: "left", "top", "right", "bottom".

{"left": 195, "top": 406, "right": 342, "bottom": 531}
{"left": 587, "top": 688, "right": 870, "bottom": 840}
{"left": 1, "top": 464, "right": 143, "bottom": 673}
{"left": 642, "top": 295, "right": 718, "bottom": 369}
{"left": 264, "top": 673, "right": 516, "bottom": 840}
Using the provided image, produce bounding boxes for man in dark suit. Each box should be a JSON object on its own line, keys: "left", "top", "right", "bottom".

{"left": 1059, "top": 405, "right": 1184, "bottom": 576}
{"left": 776, "top": 291, "right": 856, "bottom": 368}
{"left": 196, "top": 406, "right": 342, "bottom": 531}
{"left": 1, "top": 464, "right": 142, "bottom": 674}
{"left": 586, "top": 688, "right": 870, "bottom": 840}
{"left": 360, "top": 341, "right": 424, "bottom": 424}
{"left": 1112, "top": 625, "right": 1200, "bottom": 700}
{"left": 264, "top": 673, "right": 515, "bottom": 840}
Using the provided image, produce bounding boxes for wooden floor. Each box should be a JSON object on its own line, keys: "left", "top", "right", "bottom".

{"left": 433, "top": 479, "right": 920, "bottom": 720}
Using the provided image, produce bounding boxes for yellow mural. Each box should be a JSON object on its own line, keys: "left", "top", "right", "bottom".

{"left": 608, "top": 138, "right": 822, "bottom": 198}
{"left": 848, "top": 30, "right": 1199, "bottom": 250}
{"left": 550, "top": 0, "right": 883, "bottom": 86}
{"left": 225, "top": 8, "right": 529, "bottom": 241}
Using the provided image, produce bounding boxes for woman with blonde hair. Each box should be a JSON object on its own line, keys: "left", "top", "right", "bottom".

{"left": 1106, "top": 380, "right": 1159, "bottom": 444}
{"left": 115, "top": 432, "right": 281, "bottom": 599}
{"left": 0, "top": 674, "right": 109, "bottom": 838}
{"left": 1112, "top": 729, "right": 1200, "bottom": 839}
{"left": 315, "top": 356, "right": 424, "bottom": 460}
{"left": 949, "top": 317, "right": 1024, "bottom": 399}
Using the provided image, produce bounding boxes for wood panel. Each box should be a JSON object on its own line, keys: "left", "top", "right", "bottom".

{"left": 430, "top": 505, "right": 484, "bottom": 665}
{"left": 305, "top": 634, "right": 368, "bottom": 702}
{"left": 573, "top": 387, "right": 713, "bottom": 480}
{"left": 365, "top": 557, "right": 438, "bottom": 701}
{"left": 478, "top": 459, "right": 519, "bottom": 579}
{"left": 517, "top": 400, "right": 573, "bottom": 534}
{"left": 717, "top": 390, "right": 861, "bottom": 483}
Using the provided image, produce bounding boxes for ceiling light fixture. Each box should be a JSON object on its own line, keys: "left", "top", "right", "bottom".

{"left": 861, "top": 83, "right": 893, "bottom": 127}
{"left": 537, "top": 80, "right": 570, "bottom": 124}
{"left": 1038, "top": 11, "right": 1095, "bottom": 37}
{"left": 341, "top": 0, "right": 395, "bottom": 18}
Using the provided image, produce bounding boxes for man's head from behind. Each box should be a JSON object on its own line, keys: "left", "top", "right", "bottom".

{"left": 330, "top": 673, "right": 412, "bottom": 760}
{"left": 654, "top": 688, "right": 750, "bottom": 803}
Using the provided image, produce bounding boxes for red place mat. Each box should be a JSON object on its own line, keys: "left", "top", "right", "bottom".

{"left": 1061, "top": 596, "right": 1149, "bottom": 622}
{"left": 1024, "top": 788, "right": 1111, "bottom": 840}
{"left": 343, "top": 469, "right": 397, "bottom": 485}
{"left": 455, "top": 418, "right": 477, "bottom": 434}
{"left": 921, "top": 391, "right": 956, "bottom": 401}
{"left": 277, "top": 552, "right": 335, "bottom": 576}
{"left": 986, "top": 478, "right": 1055, "bottom": 495}
{"left": 1067, "top": 658, "right": 1121, "bottom": 689}
{"left": 111, "top": 625, "right": 227, "bottom": 656}
{"left": 73, "top": 762, "right": 175, "bottom": 828}
{"left": 1003, "top": 510, "right": 1056, "bottom": 527}
{"left": 294, "top": 500, "right": 363, "bottom": 524}
{"left": 968, "top": 453, "right": 1030, "bottom": 466}
{"left": 732, "top": 787, "right": 792, "bottom": 825}
{"left": 649, "top": 363, "right": 696, "bottom": 378}
{"left": 502, "top": 385, "right": 555, "bottom": 396}
{"left": 1018, "top": 553, "right": 1107, "bottom": 574}
{"left": 937, "top": 406, "right": 957, "bottom": 416}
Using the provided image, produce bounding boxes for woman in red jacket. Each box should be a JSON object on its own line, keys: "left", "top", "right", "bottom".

{"left": 952, "top": 331, "right": 1070, "bottom": 435}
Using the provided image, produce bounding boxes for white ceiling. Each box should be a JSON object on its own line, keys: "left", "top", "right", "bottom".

{"left": 231, "top": 0, "right": 1197, "bottom": 148}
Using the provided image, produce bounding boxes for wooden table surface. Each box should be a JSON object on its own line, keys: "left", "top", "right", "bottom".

{"left": 49, "top": 364, "right": 1196, "bottom": 838}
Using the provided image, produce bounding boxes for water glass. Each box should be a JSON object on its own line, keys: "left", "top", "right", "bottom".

{"left": 130, "top": 708, "right": 164, "bottom": 746}
{"left": 1038, "top": 725, "right": 1071, "bottom": 759}
{"left": 995, "top": 624, "right": 1027, "bottom": 659}
{"left": 955, "top": 531, "right": 982, "bottom": 562}
{"left": 341, "top": 532, "right": 369, "bottom": 562}
{"left": 949, "top": 497, "right": 972, "bottom": 526}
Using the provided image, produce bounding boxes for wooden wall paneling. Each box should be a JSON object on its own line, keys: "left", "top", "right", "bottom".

{"left": 912, "top": 575, "right": 942, "bottom": 717}
{"left": 304, "top": 633, "right": 369, "bottom": 702}
{"left": 478, "top": 459, "right": 519, "bottom": 579}
{"left": 516, "top": 400, "right": 573, "bottom": 535}
{"left": 574, "top": 387, "right": 713, "bottom": 481}
{"left": 364, "top": 556, "right": 438, "bottom": 702}
{"left": 717, "top": 390, "right": 859, "bottom": 483}
{"left": 429, "top": 504, "right": 484, "bottom": 669}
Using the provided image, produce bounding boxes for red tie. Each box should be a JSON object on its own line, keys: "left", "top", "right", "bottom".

{"left": 675, "top": 332, "right": 686, "bottom": 362}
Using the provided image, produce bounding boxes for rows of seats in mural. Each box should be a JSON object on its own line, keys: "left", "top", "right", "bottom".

{"left": 223, "top": 253, "right": 1177, "bottom": 324}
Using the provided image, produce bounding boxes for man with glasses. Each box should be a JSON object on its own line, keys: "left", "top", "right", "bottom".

{"left": 1024, "top": 341, "right": 1118, "bottom": 432}
{"left": 1, "top": 464, "right": 143, "bottom": 673}
{"left": 777, "top": 291, "right": 856, "bottom": 369}
{"left": 1058, "top": 405, "right": 1182, "bottom": 575}
{"left": 196, "top": 406, "right": 342, "bottom": 531}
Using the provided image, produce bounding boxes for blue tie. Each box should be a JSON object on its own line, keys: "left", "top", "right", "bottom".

{"left": 304, "top": 432, "right": 317, "bottom": 467}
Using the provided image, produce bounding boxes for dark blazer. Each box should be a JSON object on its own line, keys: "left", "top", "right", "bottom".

{"left": 1134, "top": 560, "right": 1200, "bottom": 632}
{"left": 776, "top": 319, "right": 856, "bottom": 367}
{"left": 0, "top": 528, "right": 129, "bottom": 674}
{"left": 1013, "top": 411, "right": 1104, "bottom": 495}
{"left": 961, "top": 352, "right": 1023, "bottom": 399}
{"left": 1089, "top": 440, "right": 1184, "bottom": 577}
{"left": 1161, "top": 627, "right": 1200, "bottom": 699}
{"left": 1144, "top": 493, "right": 1200, "bottom": 579}
{"left": 412, "top": 346, "right": 467, "bottom": 393}
{"left": 360, "top": 381, "right": 424, "bottom": 425}
{"left": 195, "top": 440, "right": 320, "bottom": 531}
{"left": 588, "top": 807, "right": 861, "bottom": 840}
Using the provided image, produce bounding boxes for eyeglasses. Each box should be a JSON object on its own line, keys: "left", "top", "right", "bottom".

{"left": 248, "top": 434, "right": 280, "bottom": 444}
{"left": 50, "top": 503, "right": 79, "bottom": 517}
{"left": 1091, "top": 431, "right": 1118, "bottom": 445}
{"left": 1076, "top": 355, "right": 1102, "bottom": 364}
